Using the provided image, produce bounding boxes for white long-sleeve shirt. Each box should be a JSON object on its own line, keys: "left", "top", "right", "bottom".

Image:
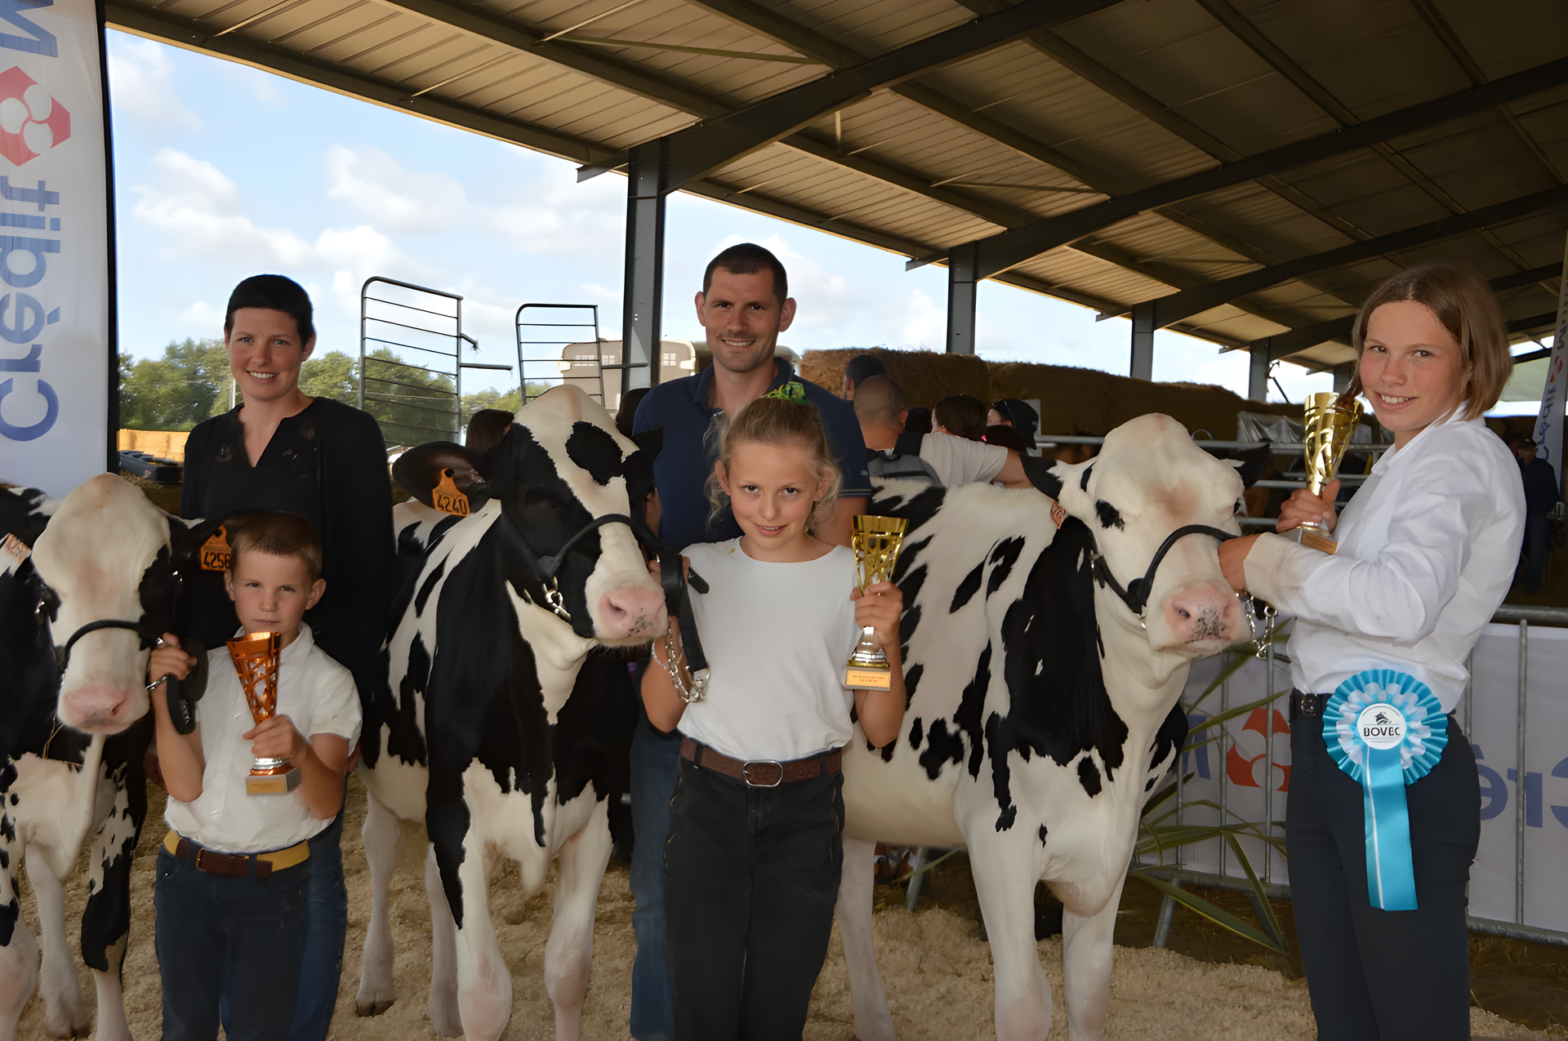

{"left": 1243, "top": 408, "right": 1524, "bottom": 713}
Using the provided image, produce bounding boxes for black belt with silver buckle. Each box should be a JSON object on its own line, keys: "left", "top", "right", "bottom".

{"left": 1289, "top": 690, "right": 1331, "bottom": 720}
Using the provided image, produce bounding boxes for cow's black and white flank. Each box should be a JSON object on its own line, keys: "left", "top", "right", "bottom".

{"left": 836, "top": 414, "right": 1249, "bottom": 1041}
{"left": 356, "top": 386, "right": 663, "bottom": 1041}
{"left": 1, "top": 476, "right": 216, "bottom": 1041}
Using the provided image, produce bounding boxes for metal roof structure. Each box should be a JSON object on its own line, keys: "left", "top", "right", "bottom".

{"left": 109, "top": 0, "right": 1568, "bottom": 397}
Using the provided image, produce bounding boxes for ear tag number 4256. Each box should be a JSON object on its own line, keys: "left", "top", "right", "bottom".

{"left": 200, "top": 526, "right": 232, "bottom": 572}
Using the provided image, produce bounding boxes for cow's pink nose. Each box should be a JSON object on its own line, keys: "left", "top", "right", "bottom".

{"left": 1162, "top": 583, "right": 1242, "bottom": 643}
{"left": 597, "top": 585, "right": 668, "bottom": 640}
{"left": 60, "top": 685, "right": 133, "bottom": 733}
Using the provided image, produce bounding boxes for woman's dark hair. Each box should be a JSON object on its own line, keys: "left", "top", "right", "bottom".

{"left": 465, "top": 408, "right": 514, "bottom": 456}
{"left": 933, "top": 394, "right": 987, "bottom": 440}
{"left": 224, "top": 274, "right": 315, "bottom": 344}
{"left": 983, "top": 424, "right": 1029, "bottom": 453}
{"left": 616, "top": 387, "right": 652, "bottom": 438}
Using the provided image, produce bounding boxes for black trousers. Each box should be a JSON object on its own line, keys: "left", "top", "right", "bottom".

{"left": 1288, "top": 713, "right": 1479, "bottom": 1040}
{"left": 663, "top": 755, "right": 844, "bottom": 1041}
{"left": 154, "top": 845, "right": 309, "bottom": 1041}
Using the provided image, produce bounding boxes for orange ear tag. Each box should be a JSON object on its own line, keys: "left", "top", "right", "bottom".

{"left": 1, "top": 532, "right": 30, "bottom": 576}
{"left": 200, "top": 525, "right": 232, "bottom": 572}
{"left": 432, "top": 471, "right": 470, "bottom": 517}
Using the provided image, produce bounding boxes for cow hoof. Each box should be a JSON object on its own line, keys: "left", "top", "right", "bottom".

{"left": 355, "top": 997, "right": 395, "bottom": 1017}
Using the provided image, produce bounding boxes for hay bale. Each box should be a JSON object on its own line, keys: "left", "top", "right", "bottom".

{"left": 987, "top": 362, "right": 1296, "bottom": 439}
{"left": 798, "top": 348, "right": 990, "bottom": 408}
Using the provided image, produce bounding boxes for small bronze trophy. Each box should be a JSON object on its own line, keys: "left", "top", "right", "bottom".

{"left": 1296, "top": 391, "right": 1364, "bottom": 554}
{"left": 844, "top": 515, "right": 908, "bottom": 690}
{"left": 227, "top": 631, "right": 300, "bottom": 794}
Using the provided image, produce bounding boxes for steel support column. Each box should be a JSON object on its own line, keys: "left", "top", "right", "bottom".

{"left": 947, "top": 242, "right": 980, "bottom": 354}
{"left": 1130, "top": 301, "right": 1155, "bottom": 380}
{"left": 622, "top": 140, "right": 666, "bottom": 394}
{"left": 1248, "top": 345, "right": 1271, "bottom": 401}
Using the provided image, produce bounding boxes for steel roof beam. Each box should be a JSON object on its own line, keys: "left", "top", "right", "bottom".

{"left": 1210, "top": 238, "right": 1568, "bottom": 360}
{"left": 107, "top": 3, "right": 623, "bottom": 166}
{"left": 910, "top": 55, "right": 1568, "bottom": 276}
{"left": 653, "top": 0, "right": 1118, "bottom": 188}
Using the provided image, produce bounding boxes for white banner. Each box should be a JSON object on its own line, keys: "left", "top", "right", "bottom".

{"left": 1531, "top": 234, "right": 1568, "bottom": 489}
{"left": 0, "top": 0, "right": 111, "bottom": 496}
{"left": 1165, "top": 623, "right": 1568, "bottom": 934}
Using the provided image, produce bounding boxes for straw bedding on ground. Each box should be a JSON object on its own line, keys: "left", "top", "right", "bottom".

{"left": 13, "top": 777, "right": 1550, "bottom": 1040}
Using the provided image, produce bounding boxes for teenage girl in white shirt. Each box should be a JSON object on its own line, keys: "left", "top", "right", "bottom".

{"left": 1219, "top": 263, "right": 1524, "bottom": 1040}
{"left": 643, "top": 394, "right": 906, "bottom": 1040}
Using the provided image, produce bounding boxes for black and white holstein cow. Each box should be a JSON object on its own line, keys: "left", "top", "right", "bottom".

{"left": 355, "top": 386, "right": 663, "bottom": 1041}
{"left": 1, "top": 476, "right": 217, "bottom": 1041}
{"left": 836, "top": 414, "right": 1251, "bottom": 1041}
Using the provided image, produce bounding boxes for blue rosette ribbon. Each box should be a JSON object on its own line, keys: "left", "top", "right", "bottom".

{"left": 1323, "top": 669, "right": 1447, "bottom": 911}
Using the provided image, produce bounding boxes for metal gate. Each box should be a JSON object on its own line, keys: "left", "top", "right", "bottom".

{"left": 360, "top": 278, "right": 510, "bottom": 449}
{"left": 516, "top": 303, "right": 648, "bottom": 414}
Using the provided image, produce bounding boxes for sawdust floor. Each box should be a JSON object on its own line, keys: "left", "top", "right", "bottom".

{"left": 12, "top": 777, "right": 1559, "bottom": 1040}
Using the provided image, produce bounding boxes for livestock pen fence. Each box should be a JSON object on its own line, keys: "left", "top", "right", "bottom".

{"left": 1024, "top": 428, "right": 1568, "bottom": 948}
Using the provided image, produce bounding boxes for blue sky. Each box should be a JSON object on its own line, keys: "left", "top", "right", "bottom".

{"left": 105, "top": 30, "right": 1350, "bottom": 404}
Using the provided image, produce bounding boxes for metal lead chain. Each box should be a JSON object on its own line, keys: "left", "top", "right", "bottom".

{"left": 1241, "top": 594, "right": 1278, "bottom": 659}
{"left": 655, "top": 624, "right": 708, "bottom": 704}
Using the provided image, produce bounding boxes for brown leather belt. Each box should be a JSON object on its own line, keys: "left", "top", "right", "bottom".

{"left": 163, "top": 830, "right": 310, "bottom": 880}
{"left": 680, "top": 736, "right": 841, "bottom": 788}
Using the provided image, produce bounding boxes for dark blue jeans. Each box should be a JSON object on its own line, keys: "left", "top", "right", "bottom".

{"left": 289, "top": 811, "right": 347, "bottom": 1041}
{"left": 630, "top": 707, "right": 681, "bottom": 1041}
{"left": 154, "top": 845, "right": 309, "bottom": 1041}
{"left": 1287, "top": 714, "right": 1479, "bottom": 1041}
{"left": 663, "top": 755, "right": 845, "bottom": 1040}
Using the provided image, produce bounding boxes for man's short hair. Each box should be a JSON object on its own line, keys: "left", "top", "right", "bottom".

{"left": 703, "top": 243, "right": 789, "bottom": 303}
{"left": 844, "top": 353, "right": 885, "bottom": 388}
{"left": 229, "top": 511, "right": 324, "bottom": 582}
{"left": 852, "top": 375, "right": 906, "bottom": 427}
{"left": 225, "top": 274, "right": 315, "bottom": 343}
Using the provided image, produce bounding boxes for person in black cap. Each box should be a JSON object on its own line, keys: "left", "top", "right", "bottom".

{"left": 988, "top": 398, "right": 1040, "bottom": 452}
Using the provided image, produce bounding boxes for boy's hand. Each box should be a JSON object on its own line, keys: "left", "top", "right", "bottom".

{"left": 244, "top": 715, "right": 309, "bottom": 763}
{"left": 851, "top": 581, "right": 904, "bottom": 655}
{"left": 148, "top": 632, "right": 195, "bottom": 690}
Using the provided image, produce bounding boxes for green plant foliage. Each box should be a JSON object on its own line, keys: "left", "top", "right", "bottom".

{"left": 117, "top": 338, "right": 233, "bottom": 430}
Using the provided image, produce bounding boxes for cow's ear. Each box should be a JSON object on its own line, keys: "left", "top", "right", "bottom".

{"left": 0, "top": 486, "right": 54, "bottom": 549}
{"left": 167, "top": 513, "right": 230, "bottom": 573}
{"left": 631, "top": 426, "right": 663, "bottom": 464}
{"left": 393, "top": 442, "right": 492, "bottom": 511}
{"left": 1053, "top": 459, "right": 1095, "bottom": 521}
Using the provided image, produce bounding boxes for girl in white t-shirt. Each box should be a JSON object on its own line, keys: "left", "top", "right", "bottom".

{"left": 643, "top": 395, "right": 905, "bottom": 1039}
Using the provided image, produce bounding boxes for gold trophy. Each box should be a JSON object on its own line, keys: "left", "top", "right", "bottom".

{"left": 844, "top": 516, "right": 908, "bottom": 690}
{"left": 1295, "top": 392, "right": 1364, "bottom": 554}
{"left": 228, "top": 631, "right": 300, "bottom": 794}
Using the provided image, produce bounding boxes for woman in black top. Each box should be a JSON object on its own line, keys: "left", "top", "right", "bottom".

{"left": 178, "top": 275, "right": 394, "bottom": 1041}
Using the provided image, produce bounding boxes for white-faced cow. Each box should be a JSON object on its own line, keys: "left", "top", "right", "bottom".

{"left": 836, "top": 414, "right": 1250, "bottom": 1041}
{"left": 355, "top": 386, "right": 664, "bottom": 1041}
{"left": 0, "top": 476, "right": 218, "bottom": 1041}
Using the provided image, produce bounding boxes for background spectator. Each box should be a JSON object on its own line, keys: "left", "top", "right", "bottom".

{"left": 904, "top": 406, "right": 933, "bottom": 435}
{"left": 1513, "top": 435, "right": 1558, "bottom": 593}
{"left": 842, "top": 353, "right": 885, "bottom": 400}
{"left": 932, "top": 394, "right": 987, "bottom": 441}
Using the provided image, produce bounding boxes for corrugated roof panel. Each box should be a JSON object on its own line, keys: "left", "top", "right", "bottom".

{"left": 1055, "top": 0, "right": 1342, "bottom": 157}
{"left": 782, "top": 0, "right": 971, "bottom": 55}
{"left": 1432, "top": 0, "right": 1568, "bottom": 78}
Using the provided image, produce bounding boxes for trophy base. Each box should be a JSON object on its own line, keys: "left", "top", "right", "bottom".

{"left": 247, "top": 766, "right": 301, "bottom": 795}
{"left": 845, "top": 664, "right": 893, "bottom": 690}
{"left": 1295, "top": 526, "right": 1338, "bottom": 555}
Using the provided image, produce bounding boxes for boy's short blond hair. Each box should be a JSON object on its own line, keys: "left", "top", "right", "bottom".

{"left": 228, "top": 511, "right": 323, "bottom": 582}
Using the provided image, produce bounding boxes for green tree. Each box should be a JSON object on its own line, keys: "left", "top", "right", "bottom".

{"left": 118, "top": 338, "right": 231, "bottom": 430}
{"left": 299, "top": 351, "right": 358, "bottom": 406}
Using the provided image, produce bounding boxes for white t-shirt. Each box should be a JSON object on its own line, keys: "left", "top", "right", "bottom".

{"left": 678, "top": 540, "right": 861, "bottom": 762}
{"left": 165, "top": 623, "right": 362, "bottom": 853}
{"left": 919, "top": 431, "right": 1009, "bottom": 486}
{"left": 1244, "top": 409, "right": 1524, "bottom": 713}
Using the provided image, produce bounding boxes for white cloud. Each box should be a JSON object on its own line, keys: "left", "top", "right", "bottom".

{"left": 325, "top": 144, "right": 467, "bottom": 234}
{"left": 107, "top": 37, "right": 201, "bottom": 132}
{"left": 897, "top": 289, "right": 944, "bottom": 350}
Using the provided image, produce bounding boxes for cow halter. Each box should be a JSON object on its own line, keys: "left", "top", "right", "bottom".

{"left": 1088, "top": 523, "right": 1281, "bottom": 658}
{"left": 505, "top": 511, "right": 642, "bottom": 622}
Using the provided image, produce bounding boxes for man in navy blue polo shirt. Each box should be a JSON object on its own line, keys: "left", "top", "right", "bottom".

{"left": 628, "top": 243, "right": 870, "bottom": 1039}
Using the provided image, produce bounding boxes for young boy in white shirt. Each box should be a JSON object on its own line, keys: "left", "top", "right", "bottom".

{"left": 147, "top": 512, "right": 361, "bottom": 1041}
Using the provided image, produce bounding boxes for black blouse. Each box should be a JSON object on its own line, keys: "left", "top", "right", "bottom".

{"left": 178, "top": 398, "right": 395, "bottom": 701}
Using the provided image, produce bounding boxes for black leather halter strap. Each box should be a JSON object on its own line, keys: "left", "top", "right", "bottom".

{"left": 502, "top": 510, "right": 710, "bottom": 677}
{"left": 1090, "top": 523, "right": 1237, "bottom": 619}
{"left": 56, "top": 617, "right": 160, "bottom": 674}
